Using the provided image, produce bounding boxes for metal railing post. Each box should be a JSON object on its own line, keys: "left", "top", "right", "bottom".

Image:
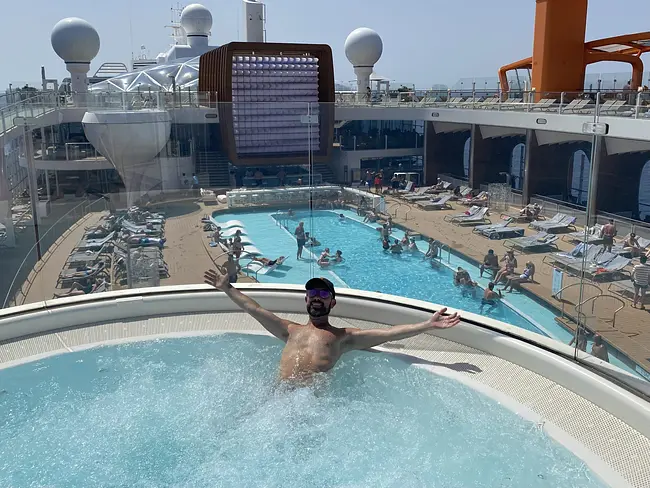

{"left": 635, "top": 89, "right": 642, "bottom": 119}
{"left": 559, "top": 92, "right": 564, "bottom": 114}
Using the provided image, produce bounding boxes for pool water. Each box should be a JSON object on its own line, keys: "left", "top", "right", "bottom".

{"left": 0, "top": 335, "right": 607, "bottom": 488}
{"left": 215, "top": 209, "right": 544, "bottom": 335}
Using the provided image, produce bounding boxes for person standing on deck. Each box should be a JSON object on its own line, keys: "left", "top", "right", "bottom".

{"left": 600, "top": 219, "right": 617, "bottom": 253}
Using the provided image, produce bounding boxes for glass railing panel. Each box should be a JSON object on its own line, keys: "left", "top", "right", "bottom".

{"left": 2, "top": 90, "right": 649, "bottom": 398}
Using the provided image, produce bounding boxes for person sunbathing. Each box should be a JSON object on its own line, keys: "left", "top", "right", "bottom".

{"left": 494, "top": 250, "right": 518, "bottom": 284}
{"left": 54, "top": 280, "right": 99, "bottom": 298}
{"left": 623, "top": 233, "right": 642, "bottom": 257}
{"left": 502, "top": 262, "right": 535, "bottom": 292}
{"left": 252, "top": 256, "right": 286, "bottom": 267}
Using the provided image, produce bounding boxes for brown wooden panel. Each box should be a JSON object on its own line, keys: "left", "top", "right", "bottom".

{"left": 198, "top": 42, "right": 334, "bottom": 166}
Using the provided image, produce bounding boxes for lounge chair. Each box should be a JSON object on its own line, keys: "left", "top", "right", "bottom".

{"left": 459, "top": 191, "right": 488, "bottom": 206}
{"left": 212, "top": 219, "right": 245, "bottom": 229}
{"left": 220, "top": 227, "right": 247, "bottom": 238}
{"left": 529, "top": 213, "right": 576, "bottom": 233}
{"left": 242, "top": 257, "right": 289, "bottom": 278}
{"left": 444, "top": 206, "right": 480, "bottom": 222}
{"left": 397, "top": 181, "right": 414, "bottom": 193}
{"left": 558, "top": 249, "right": 616, "bottom": 277}
{"left": 67, "top": 244, "right": 110, "bottom": 266}
{"left": 449, "top": 186, "right": 472, "bottom": 201}
{"left": 416, "top": 194, "right": 453, "bottom": 210}
{"left": 544, "top": 244, "right": 602, "bottom": 271}
{"left": 612, "top": 235, "right": 650, "bottom": 255}
{"left": 449, "top": 207, "right": 490, "bottom": 226}
{"left": 53, "top": 279, "right": 109, "bottom": 298}
{"left": 500, "top": 204, "right": 544, "bottom": 222}
{"left": 403, "top": 187, "right": 437, "bottom": 202}
{"left": 504, "top": 232, "right": 559, "bottom": 252}
{"left": 58, "top": 261, "right": 109, "bottom": 286}
{"left": 76, "top": 232, "right": 115, "bottom": 251}
{"left": 608, "top": 279, "right": 648, "bottom": 304}
{"left": 241, "top": 245, "right": 263, "bottom": 256}
{"left": 473, "top": 220, "right": 525, "bottom": 240}
{"left": 563, "top": 224, "right": 604, "bottom": 244}
{"left": 426, "top": 181, "right": 453, "bottom": 194}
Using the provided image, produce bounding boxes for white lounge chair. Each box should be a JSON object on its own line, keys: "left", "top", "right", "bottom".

{"left": 397, "top": 181, "right": 414, "bottom": 193}
{"left": 214, "top": 219, "right": 246, "bottom": 229}
{"left": 449, "top": 207, "right": 490, "bottom": 226}
{"left": 417, "top": 194, "right": 453, "bottom": 210}
{"left": 242, "top": 257, "right": 289, "bottom": 277}
{"left": 241, "top": 245, "right": 263, "bottom": 256}
{"left": 444, "top": 206, "right": 480, "bottom": 222}
{"left": 473, "top": 220, "right": 525, "bottom": 240}
{"left": 504, "top": 232, "right": 559, "bottom": 252}
{"left": 221, "top": 227, "right": 247, "bottom": 237}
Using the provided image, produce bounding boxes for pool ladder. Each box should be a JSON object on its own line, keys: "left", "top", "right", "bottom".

{"left": 430, "top": 242, "right": 451, "bottom": 264}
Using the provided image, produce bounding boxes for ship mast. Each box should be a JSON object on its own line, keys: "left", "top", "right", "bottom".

{"left": 165, "top": 3, "right": 187, "bottom": 46}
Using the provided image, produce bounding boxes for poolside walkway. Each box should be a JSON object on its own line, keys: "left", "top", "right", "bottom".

{"left": 382, "top": 195, "right": 650, "bottom": 375}
{"left": 14, "top": 193, "right": 650, "bottom": 375}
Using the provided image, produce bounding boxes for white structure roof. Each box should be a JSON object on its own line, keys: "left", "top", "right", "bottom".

{"left": 88, "top": 57, "right": 199, "bottom": 93}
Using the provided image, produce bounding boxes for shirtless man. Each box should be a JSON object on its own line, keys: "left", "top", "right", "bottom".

{"left": 203, "top": 272, "right": 460, "bottom": 382}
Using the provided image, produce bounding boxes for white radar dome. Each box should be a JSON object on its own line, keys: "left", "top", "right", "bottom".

{"left": 344, "top": 28, "right": 383, "bottom": 67}
{"left": 180, "top": 4, "right": 213, "bottom": 36}
{"left": 51, "top": 17, "right": 100, "bottom": 63}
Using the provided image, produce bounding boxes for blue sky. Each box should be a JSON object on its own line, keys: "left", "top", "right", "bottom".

{"left": 4, "top": 0, "right": 650, "bottom": 90}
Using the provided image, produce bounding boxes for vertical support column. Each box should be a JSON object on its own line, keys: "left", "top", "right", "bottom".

{"left": 22, "top": 126, "right": 42, "bottom": 260}
{"left": 55, "top": 170, "right": 60, "bottom": 197}
{"left": 468, "top": 124, "right": 480, "bottom": 189}
{"left": 0, "top": 149, "right": 16, "bottom": 247}
{"left": 45, "top": 170, "right": 51, "bottom": 200}
{"left": 586, "top": 134, "right": 602, "bottom": 226}
{"left": 522, "top": 129, "right": 536, "bottom": 204}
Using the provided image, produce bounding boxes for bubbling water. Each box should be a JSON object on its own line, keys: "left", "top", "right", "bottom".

{"left": 0, "top": 334, "right": 606, "bottom": 487}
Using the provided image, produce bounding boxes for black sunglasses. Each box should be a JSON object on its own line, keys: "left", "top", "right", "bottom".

{"left": 307, "top": 289, "right": 332, "bottom": 299}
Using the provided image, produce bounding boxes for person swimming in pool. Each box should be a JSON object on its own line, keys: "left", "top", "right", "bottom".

{"left": 480, "top": 282, "right": 502, "bottom": 311}
{"left": 203, "top": 272, "right": 460, "bottom": 382}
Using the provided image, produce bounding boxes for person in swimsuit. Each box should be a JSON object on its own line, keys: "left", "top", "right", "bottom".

{"left": 481, "top": 282, "right": 502, "bottom": 309}
{"left": 600, "top": 219, "right": 617, "bottom": 253}
{"left": 295, "top": 221, "right": 306, "bottom": 260}
{"left": 252, "top": 256, "right": 286, "bottom": 267}
{"left": 203, "top": 273, "right": 460, "bottom": 382}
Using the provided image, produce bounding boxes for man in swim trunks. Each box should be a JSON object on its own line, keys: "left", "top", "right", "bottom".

{"left": 203, "top": 272, "right": 460, "bottom": 382}
{"left": 295, "top": 221, "right": 306, "bottom": 260}
{"left": 600, "top": 219, "right": 617, "bottom": 253}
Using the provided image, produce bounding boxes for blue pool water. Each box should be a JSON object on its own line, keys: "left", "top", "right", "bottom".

{"left": 216, "top": 209, "right": 547, "bottom": 335}
{"left": 213, "top": 209, "right": 647, "bottom": 380}
{"left": 0, "top": 335, "right": 607, "bottom": 487}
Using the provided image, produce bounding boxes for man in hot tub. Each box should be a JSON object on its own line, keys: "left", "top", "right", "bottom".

{"left": 204, "top": 270, "right": 460, "bottom": 382}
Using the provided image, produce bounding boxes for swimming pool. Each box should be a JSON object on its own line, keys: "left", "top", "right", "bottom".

{"left": 215, "top": 209, "right": 554, "bottom": 334}
{"left": 212, "top": 208, "right": 647, "bottom": 380}
{"left": 0, "top": 334, "right": 608, "bottom": 487}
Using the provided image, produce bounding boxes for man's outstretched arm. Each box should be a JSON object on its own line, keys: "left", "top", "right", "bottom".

{"left": 342, "top": 308, "right": 460, "bottom": 351}
{"left": 204, "top": 268, "right": 291, "bottom": 342}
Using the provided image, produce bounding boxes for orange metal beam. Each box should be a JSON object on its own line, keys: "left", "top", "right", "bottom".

{"left": 585, "top": 52, "right": 644, "bottom": 89}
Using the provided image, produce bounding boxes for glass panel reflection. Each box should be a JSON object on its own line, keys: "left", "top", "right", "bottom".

{"left": 1, "top": 93, "right": 650, "bottom": 392}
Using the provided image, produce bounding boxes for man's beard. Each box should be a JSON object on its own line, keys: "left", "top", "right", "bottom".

{"left": 307, "top": 301, "right": 331, "bottom": 317}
